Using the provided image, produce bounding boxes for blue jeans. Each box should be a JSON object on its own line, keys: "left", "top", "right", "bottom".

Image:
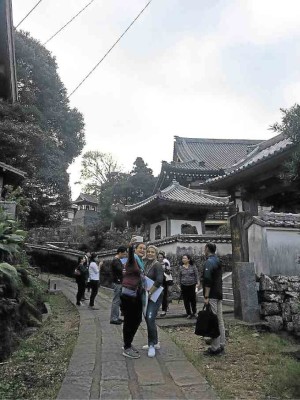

{"left": 110, "top": 283, "right": 122, "bottom": 322}
{"left": 145, "top": 293, "right": 163, "bottom": 346}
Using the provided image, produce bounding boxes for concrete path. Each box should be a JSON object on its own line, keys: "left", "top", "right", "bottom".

{"left": 54, "top": 279, "right": 219, "bottom": 400}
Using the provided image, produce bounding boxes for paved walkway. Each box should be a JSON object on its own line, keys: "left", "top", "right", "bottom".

{"left": 54, "top": 278, "right": 219, "bottom": 400}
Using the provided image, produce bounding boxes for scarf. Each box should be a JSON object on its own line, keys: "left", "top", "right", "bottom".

{"left": 134, "top": 254, "right": 145, "bottom": 271}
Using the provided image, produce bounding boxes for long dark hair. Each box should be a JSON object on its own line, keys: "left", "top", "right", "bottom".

{"left": 125, "top": 245, "right": 137, "bottom": 272}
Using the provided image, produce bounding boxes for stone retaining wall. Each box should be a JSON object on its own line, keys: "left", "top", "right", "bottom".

{"left": 259, "top": 274, "right": 300, "bottom": 335}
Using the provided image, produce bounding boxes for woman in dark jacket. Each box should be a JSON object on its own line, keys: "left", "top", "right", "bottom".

{"left": 142, "top": 245, "right": 164, "bottom": 358}
{"left": 75, "top": 256, "right": 89, "bottom": 306}
{"left": 179, "top": 254, "right": 200, "bottom": 318}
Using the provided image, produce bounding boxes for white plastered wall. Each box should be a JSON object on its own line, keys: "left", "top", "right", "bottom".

{"left": 248, "top": 225, "right": 300, "bottom": 276}
{"left": 150, "top": 220, "right": 167, "bottom": 241}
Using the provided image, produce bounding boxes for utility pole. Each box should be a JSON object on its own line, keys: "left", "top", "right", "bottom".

{"left": 0, "top": 0, "right": 17, "bottom": 102}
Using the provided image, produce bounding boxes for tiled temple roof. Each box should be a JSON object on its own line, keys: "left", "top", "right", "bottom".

{"left": 150, "top": 234, "right": 232, "bottom": 246}
{"left": 125, "top": 180, "right": 230, "bottom": 213}
{"left": 172, "top": 136, "right": 261, "bottom": 170}
{"left": 74, "top": 193, "right": 98, "bottom": 204}
{"left": 245, "top": 212, "right": 300, "bottom": 229}
{"left": 205, "top": 133, "right": 294, "bottom": 186}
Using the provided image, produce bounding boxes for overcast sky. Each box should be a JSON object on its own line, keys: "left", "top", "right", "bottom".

{"left": 12, "top": 0, "right": 300, "bottom": 199}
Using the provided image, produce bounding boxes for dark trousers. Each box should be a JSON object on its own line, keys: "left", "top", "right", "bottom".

{"left": 181, "top": 284, "right": 197, "bottom": 315}
{"left": 76, "top": 280, "right": 86, "bottom": 305}
{"left": 89, "top": 280, "right": 99, "bottom": 307}
{"left": 161, "top": 282, "right": 169, "bottom": 312}
{"left": 121, "top": 294, "right": 142, "bottom": 349}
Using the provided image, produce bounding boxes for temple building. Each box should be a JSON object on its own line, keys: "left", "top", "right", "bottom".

{"left": 154, "top": 136, "right": 261, "bottom": 191}
{"left": 204, "top": 133, "right": 297, "bottom": 214}
{"left": 124, "top": 180, "right": 232, "bottom": 241}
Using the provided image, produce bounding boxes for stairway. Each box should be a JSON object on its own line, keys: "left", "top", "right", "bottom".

{"left": 222, "top": 272, "right": 234, "bottom": 307}
{"left": 197, "top": 272, "right": 234, "bottom": 308}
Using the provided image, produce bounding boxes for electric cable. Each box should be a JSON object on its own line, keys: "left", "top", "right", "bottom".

{"left": 43, "top": 0, "right": 96, "bottom": 45}
{"left": 68, "top": 0, "right": 153, "bottom": 98}
{"left": 16, "top": 0, "right": 43, "bottom": 28}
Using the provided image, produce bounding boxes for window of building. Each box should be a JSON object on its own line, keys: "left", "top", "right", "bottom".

{"left": 181, "top": 223, "right": 198, "bottom": 234}
{"left": 155, "top": 225, "right": 161, "bottom": 240}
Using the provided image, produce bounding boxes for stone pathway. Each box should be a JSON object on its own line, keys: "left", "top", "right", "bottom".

{"left": 54, "top": 279, "right": 219, "bottom": 400}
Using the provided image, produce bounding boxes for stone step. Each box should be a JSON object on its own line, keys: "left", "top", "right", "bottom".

{"left": 223, "top": 292, "right": 234, "bottom": 300}
{"left": 223, "top": 299, "right": 234, "bottom": 306}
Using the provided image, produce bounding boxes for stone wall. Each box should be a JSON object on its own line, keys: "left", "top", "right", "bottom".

{"left": 259, "top": 274, "right": 300, "bottom": 335}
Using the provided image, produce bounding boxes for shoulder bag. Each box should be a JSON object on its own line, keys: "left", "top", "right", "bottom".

{"left": 194, "top": 303, "right": 220, "bottom": 338}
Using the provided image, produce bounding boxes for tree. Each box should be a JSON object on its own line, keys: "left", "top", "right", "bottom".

{"left": 272, "top": 104, "right": 300, "bottom": 182}
{"left": 0, "top": 31, "right": 85, "bottom": 227}
{"left": 78, "top": 153, "right": 157, "bottom": 228}
{"left": 129, "top": 157, "right": 157, "bottom": 203}
{"left": 79, "top": 151, "right": 122, "bottom": 195}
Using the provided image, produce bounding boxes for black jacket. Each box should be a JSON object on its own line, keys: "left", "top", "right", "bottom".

{"left": 202, "top": 254, "right": 222, "bottom": 300}
{"left": 111, "top": 257, "right": 123, "bottom": 284}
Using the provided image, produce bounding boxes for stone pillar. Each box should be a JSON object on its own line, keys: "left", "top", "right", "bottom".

{"left": 232, "top": 262, "right": 260, "bottom": 322}
{"left": 48, "top": 279, "right": 61, "bottom": 293}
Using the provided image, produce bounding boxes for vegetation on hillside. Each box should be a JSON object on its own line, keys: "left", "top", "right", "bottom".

{"left": 0, "top": 30, "right": 85, "bottom": 228}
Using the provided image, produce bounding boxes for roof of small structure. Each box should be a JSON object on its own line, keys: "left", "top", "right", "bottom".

{"left": 172, "top": 136, "right": 261, "bottom": 170}
{"left": 124, "top": 180, "right": 230, "bottom": 213}
{"left": 73, "top": 193, "right": 98, "bottom": 205}
{"left": 0, "top": 161, "right": 26, "bottom": 178}
{"left": 205, "top": 133, "right": 294, "bottom": 188}
{"left": 245, "top": 212, "right": 300, "bottom": 229}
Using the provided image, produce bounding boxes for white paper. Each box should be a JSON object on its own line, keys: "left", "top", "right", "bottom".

{"left": 150, "top": 286, "right": 164, "bottom": 302}
{"left": 144, "top": 276, "right": 163, "bottom": 303}
{"left": 143, "top": 291, "right": 149, "bottom": 316}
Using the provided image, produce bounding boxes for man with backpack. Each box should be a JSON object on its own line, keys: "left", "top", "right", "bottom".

{"left": 110, "top": 246, "right": 127, "bottom": 325}
{"left": 202, "top": 242, "right": 226, "bottom": 356}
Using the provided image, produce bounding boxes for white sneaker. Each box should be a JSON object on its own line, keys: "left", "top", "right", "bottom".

{"left": 142, "top": 342, "right": 160, "bottom": 350}
{"left": 148, "top": 345, "right": 155, "bottom": 358}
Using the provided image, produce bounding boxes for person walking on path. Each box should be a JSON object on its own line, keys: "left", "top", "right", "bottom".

{"left": 75, "top": 256, "right": 89, "bottom": 306}
{"left": 88, "top": 253, "right": 100, "bottom": 309}
{"left": 179, "top": 254, "right": 200, "bottom": 319}
{"left": 142, "top": 245, "right": 164, "bottom": 358}
{"left": 110, "top": 245, "right": 127, "bottom": 325}
{"left": 83, "top": 251, "right": 91, "bottom": 297}
{"left": 121, "top": 241, "right": 146, "bottom": 359}
{"left": 202, "top": 242, "right": 226, "bottom": 356}
{"left": 158, "top": 251, "right": 172, "bottom": 317}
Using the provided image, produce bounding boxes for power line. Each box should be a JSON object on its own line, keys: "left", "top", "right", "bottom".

{"left": 68, "top": 0, "right": 153, "bottom": 98}
{"left": 44, "top": 0, "right": 96, "bottom": 45}
{"left": 16, "top": 0, "right": 43, "bottom": 28}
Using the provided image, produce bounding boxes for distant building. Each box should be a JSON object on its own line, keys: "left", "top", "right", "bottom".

{"left": 124, "top": 180, "right": 232, "bottom": 240}
{"left": 71, "top": 193, "right": 100, "bottom": 227}
{"left": 0, "top": 0, "right": 17, "bottom": 102}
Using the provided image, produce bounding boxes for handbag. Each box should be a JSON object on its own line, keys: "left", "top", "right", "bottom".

{"left": 121, "top": 286, "right": 138, "bottom": 298}
{"left": 164, "top": 272, "right": 173, "bottom": 286}
{"left": 194, "top": 303, "right": 220, "bottom": 338}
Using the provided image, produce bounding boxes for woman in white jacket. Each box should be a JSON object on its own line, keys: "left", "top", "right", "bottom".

{"left": 88, "top": 253, "right": 100, "bottom": 309}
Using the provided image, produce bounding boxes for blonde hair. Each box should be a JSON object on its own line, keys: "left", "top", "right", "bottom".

{"left": 146, "top": 245, "right": 159, "bottom": 257}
